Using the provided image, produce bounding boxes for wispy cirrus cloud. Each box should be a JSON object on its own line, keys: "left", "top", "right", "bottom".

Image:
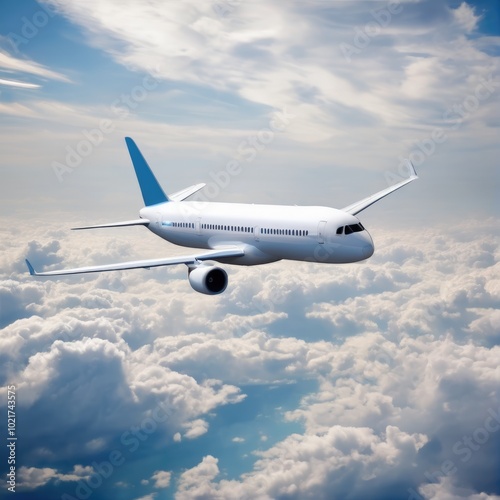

{"left": 0, "top": 50, "right": 71, "bottom": 84}
{"left": 37, "top": 0, "right": 499, "bottom": 138}
{"left": 0, "top": 77, "right": 40, "bottom": 89}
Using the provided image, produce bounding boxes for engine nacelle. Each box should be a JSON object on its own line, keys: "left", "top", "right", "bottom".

{"left": 188, "top": 265, "right": 228, "bottom": 295}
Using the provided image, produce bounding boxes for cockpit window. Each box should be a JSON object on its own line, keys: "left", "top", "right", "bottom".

{"left": 340, "top": 223, "right": 364, "bottom": 235}
{"left": 336, "top": 226, "right": 343, "bottom": 235}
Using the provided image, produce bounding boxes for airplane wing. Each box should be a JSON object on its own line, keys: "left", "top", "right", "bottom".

{"left": 169, "top": 183, "right": 206, "bottom": 201}
{"left": 341, "top": 160, "right": 418, "bottom": 216}
{"left": 25, "top": 247, "right": 244, "bottom": 277}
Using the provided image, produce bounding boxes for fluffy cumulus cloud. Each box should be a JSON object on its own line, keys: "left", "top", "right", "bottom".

{"left": 18, "top": 464, "right": 94, "bottom": 489}
{"left": 151, "top": 469, "right": 171, "bottom": 489}
{"left": 4, "top": 332, "right": 244, "bottom": 463}
{"left": 0, "top": 216, "right": 498, "bottom": 499}
{"left": 419, "top": 477, "right": 500, "bottom": 500}
{"left": 176, "top": 425, "right": 429, "bottom": 500}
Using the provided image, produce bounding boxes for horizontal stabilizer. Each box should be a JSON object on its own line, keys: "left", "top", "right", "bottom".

{"left": 169, "top": 183, "right": 206, "bottom": 202}
{"left": 25, "top": 247, "right": 244, "bottom": 276}
{"left": 72, "top": 219, "right": 150, "bottom": 230}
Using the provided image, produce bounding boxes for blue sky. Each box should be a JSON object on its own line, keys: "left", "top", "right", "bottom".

{"left": 0, "top": 1, "right": 499, "bottom": 499}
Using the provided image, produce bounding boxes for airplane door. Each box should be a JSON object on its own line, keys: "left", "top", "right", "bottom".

{"left": 254, "top": 226, "right": 260, "bottom": 241}
{"left": 317, "top": 220, "right": 327, "bottom": 244}
{"left": 196, "top": 217, "right": 202, "bottom": 235}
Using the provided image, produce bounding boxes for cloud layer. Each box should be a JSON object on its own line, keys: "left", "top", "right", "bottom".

{"left": 1, "top": 216, "right": 498, "bottom": 499}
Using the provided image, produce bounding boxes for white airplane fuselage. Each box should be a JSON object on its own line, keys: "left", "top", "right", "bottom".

{"left": 141, "top": 201, "right": 374, "bottom": 266}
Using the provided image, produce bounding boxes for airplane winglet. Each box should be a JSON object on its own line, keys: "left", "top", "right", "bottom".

{"left": 25, "top": 259, "right": 36, "bottom": 276}
{"left": 407, "top": 159, "right": 418, "bottom": 179}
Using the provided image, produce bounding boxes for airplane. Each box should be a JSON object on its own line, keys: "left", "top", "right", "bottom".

{"left": 26, "top": 137, "right": 418, "bottom": 295}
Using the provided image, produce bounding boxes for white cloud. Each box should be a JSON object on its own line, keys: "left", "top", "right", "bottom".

{"left": 151, "top": 470, "right": 171, "bottom": 489}
{"left": 18, "top": 465, "right": 94, "bottom": 489}
{"left": 419, "top": 476, "right": 500, "bottom": 500}
{"left": 452, "top": 2, "right": 481, "bottom": 33}
{"left": 183, "top": 418, "right": 209, "bottom": 439}
{"left": 18, "top": 467, "right": 60, "bottom": 489}
{"left": 0, "top": 51, "right": 70, "bottom": 83}
{"left": 177, "top": 455, "right": 220, "bottom": 499}
{"left": 133, "top": 494, "right": 157, "bottom": 500}
{"left": 36, "top": 0, "right": 499, "bottom": 154}
{"left": 177, "top": 426, "right": 427, "bottom": 499}
{"left": 0, "top": 77, "right": 40, "bottom": 89}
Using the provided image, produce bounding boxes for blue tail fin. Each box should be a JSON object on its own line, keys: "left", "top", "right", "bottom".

{"left": 125, "top": 137, "right": 170, "bottom": 206}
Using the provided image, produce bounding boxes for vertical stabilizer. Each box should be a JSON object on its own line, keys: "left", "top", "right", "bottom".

{"left": 125, "top": 137, "right": 170, "bottom": 206}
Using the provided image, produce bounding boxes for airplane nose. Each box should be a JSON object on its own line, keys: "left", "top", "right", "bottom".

{"left": 362, "top": 232, "right": 374, "bottom": 259}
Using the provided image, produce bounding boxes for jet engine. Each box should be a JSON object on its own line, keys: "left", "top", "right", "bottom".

{"left": 188, "top": 265, "right": 228, "bottom": 295}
